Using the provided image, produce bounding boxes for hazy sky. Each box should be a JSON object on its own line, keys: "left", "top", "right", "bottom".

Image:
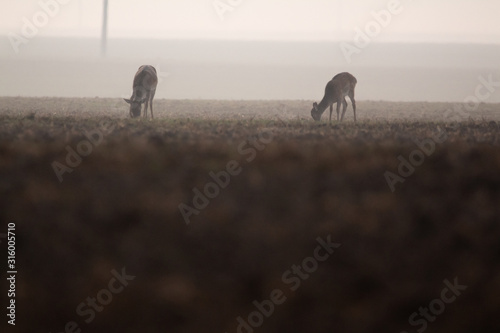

{"left": 1, "top": 0, "right": 500, "bottom": 43}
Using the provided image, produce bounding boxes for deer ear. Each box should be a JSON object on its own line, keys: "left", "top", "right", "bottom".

{"left": 124, "top": 99, "right": 132, "bottom": 104}
{"left": 313, "top": 102, "right": 318, "bottom": 108}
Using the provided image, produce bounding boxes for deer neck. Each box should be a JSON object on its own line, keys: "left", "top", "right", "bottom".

{"left": 317, "top": 96, "right": 331, "bottom": 114}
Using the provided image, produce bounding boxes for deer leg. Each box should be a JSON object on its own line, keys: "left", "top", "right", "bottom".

{"left": 150, "top": 90, "right": 156, "bottom": 119}
{"left": 143, "top": 98, "right": 149, "bottom": 119}
{"left": 336, "top": 102, "right": 341, "bottom": 122}
{"left": 329, "top": 105, "right": 333, "bottom": 124}
{"left": 349, "top": 92, "right": 357, "bottom": 123}
{"left": 146, "top": 102, "right": 150, "bottom": 118}
{"left": 340, "top": 98, "right": 348, "bottom": 122}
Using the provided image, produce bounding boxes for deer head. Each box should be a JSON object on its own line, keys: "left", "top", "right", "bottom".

{"left": 124, "top": 97, "right": 146, "bottom": 118}
{"left": 311, "top": 102, "right": 322, "bottom": 121}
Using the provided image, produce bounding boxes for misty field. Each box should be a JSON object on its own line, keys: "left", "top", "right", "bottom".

{"left": 1, "top": 97, "right": 500, "bottom": 332}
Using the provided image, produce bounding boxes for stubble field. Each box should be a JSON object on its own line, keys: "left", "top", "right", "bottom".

{"left": 1, "top": 97, "right": 500, "bottom": 333}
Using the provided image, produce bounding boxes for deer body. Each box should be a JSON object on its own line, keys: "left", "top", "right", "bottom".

{"left": 124, "top": 65, "right": 158, "bottom": 119}
{"left": 311, "top": 72, "right": 357, "bottom": 123}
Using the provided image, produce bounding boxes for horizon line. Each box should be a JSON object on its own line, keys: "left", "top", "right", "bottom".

{"left": 2, "top": 35, "right": 500, "bottom": 46}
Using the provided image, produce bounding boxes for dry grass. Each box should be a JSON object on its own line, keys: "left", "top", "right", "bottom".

{"left": 1, "top": 97, "right": 500, "bottom": 333}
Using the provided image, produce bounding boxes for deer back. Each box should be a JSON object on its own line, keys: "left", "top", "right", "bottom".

{"left": 132, "top": 65, "right": 158, "bottom": 101}
{"left": 327, "top": 72, "right": 357, "bottom": 100}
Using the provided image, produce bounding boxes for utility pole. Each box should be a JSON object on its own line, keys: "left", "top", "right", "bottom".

{"left": 101, "top": 0, "right": 109, "bottom": 57}
{"left": 78, "top": 0, "right": 82, "bottom": 27}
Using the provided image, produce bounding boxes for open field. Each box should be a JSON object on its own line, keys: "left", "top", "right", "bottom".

{"left": 1, "top": 97, "right": 500, "bottom": 332}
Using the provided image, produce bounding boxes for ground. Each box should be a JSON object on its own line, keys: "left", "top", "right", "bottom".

{"left": 1, "top": 97, "right": 500, "bottom": 333}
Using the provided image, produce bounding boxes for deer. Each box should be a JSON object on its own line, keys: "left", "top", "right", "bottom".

{"left": 311, "top": 72, "right": 357, "bottom": 124}
{"left": 124, "top": 65, "right": 158, "bottom": 119}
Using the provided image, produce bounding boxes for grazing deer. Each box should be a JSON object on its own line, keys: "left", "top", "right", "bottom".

{"left": 311, "top": 72, "right": 357, "bottom": 123}
{"left": 124, "top": 65, "right": 158, "bottom": 119}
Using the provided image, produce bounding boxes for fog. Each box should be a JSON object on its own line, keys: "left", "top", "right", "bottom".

{"left": 1, "top": 37, "right": 499, "bottom": 103}
{"left": 2, "top": 0, "right": 499, "bottom": 102}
